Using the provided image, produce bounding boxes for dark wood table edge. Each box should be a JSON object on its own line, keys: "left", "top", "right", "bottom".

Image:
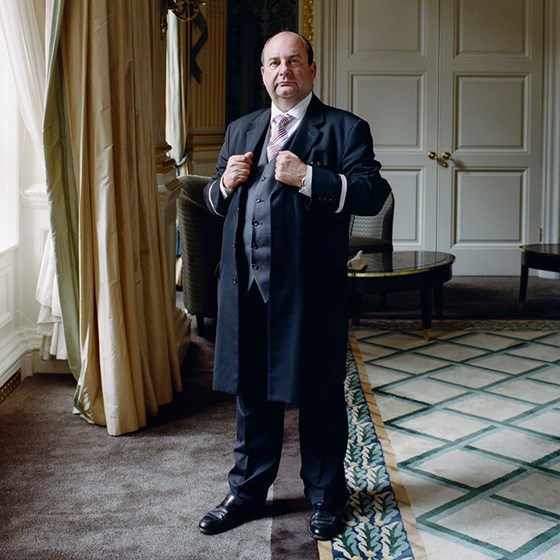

{"left": 519, "top": 244, "right": 560, "bottom": 311}
{"left": 348, "top": 252, "right": 455, "bottom": 340}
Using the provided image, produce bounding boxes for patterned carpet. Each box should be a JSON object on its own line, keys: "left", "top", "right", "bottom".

{"left": 318, "top": 337, "right": 425, "bottom": 560}
{"left": 350, "top": 320, "right": 560, "bottom": 560}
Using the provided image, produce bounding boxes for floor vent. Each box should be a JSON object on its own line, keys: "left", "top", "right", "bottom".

{"left": 0, "top": 370, "right": 22, "bottom": 406}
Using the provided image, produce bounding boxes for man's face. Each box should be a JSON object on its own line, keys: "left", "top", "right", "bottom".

{"left": 261, "top": 32, "right": 316, "bottom": 110}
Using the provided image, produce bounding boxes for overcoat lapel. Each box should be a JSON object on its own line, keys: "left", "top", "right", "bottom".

{"left": 245, "top": 110, "right": 270, "bottom": 154}
{"left": 287, "top": 95, "right": 325, "bottom": 164}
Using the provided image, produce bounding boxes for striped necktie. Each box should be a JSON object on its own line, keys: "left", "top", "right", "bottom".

{"left": 267, "top": 113, "right": 294, "bottom": 161}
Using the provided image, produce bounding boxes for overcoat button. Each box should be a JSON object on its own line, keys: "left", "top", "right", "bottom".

{"left": 233, "top": 277, "right": 238, "bottom": 285}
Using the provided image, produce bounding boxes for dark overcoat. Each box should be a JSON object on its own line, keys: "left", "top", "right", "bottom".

{"left": 204, "top": 95, "right": 391, "bottom": 403}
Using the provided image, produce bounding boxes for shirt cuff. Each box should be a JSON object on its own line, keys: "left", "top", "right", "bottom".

{"left": 300, "top": 167, "right": 347, "bottom": 213}
{"left": 336, "top": 174, "right": 347, "bottom": 213}
{"left": 219, "top": 176, "right": 234, "bottom": 198}
{"left": 299, "top": 165, "right": 313, "bottom": 197}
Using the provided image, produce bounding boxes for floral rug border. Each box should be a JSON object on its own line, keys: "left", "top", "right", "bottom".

{"left": 318, "top": 334, "right": 427, "bottom": 560}
{"left": 353, "top": 319, "right": 560, "bottom": 332}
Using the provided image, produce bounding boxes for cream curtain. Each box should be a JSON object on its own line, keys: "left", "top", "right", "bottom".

{"left": 165, "top": 13, "right": 190, "bottom": 175}
{"left": 0, "top": 0, "right": 45, "bottom": 160}
{"left": 44, "top": 0, "right": 182, "bottom": 436}
{"left": 0, "top": 1, "right": 67, "bottom": 359}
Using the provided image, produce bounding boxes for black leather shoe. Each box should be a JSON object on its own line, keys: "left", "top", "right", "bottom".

{"left": 307, "top": 503, "right": 343, "bottom": 540}
{"left": 199, "top": 493, "right": 262, "bottom": 535}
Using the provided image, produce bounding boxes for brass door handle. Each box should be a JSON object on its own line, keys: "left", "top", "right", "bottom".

{"left": 441, "top": 152, "right": 452, "bottom": 160}
{"left": 428, "top": 151, "right": 448, "bottom": 167}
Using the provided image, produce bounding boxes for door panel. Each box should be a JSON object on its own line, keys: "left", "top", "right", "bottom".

{"left": 455, "top": 170, "right": 525, "bottom": 242}
{"left": 353, "top": 74, "right": 425, "bottom": 148}
{"left": 382, "top": 170, "right": 423, "bottom": 244}
{"left": 457, "top": 0, "right": 527, "bottom": 56}
{"left": 456, "top": 76, "right": 527, "bottom": 149}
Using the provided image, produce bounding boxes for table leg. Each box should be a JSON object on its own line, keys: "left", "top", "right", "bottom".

{"left": 434, "top": 283, "right": 444, "bottom": 318}
{"left": 519, "top": 265, "right": 529, "bottom": 312}
{"left": 420, "top": 286, "right": 432, "bottom": 341}
{"left": 349, "top": 293, "right": 362, "bottom": 325}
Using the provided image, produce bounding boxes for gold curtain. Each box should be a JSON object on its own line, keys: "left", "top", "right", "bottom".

{"left": 44, "top": 0, "right": 182, "bottom": 436}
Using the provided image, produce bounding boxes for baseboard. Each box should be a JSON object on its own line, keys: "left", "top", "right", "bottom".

{"left": 0, "top": 327, "right": 37, "bottom": 387}
{"left": 1, "top": 312, "right": 188, "bottom": 396}
{"left": 0, "top": 369, "right": 21, "bottom": 406}
{"left": 0, "top": 326, "right": 71, "bottom": 390}
{"left": 33, "top": 353, "right": 71, "bottom": 374}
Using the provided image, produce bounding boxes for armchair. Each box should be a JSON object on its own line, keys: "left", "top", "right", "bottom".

{"left": 349, "top": 192, "right": 394, "bottom": 254}
{"left": 177, "top": 174, "right": 223, "bottom": 337}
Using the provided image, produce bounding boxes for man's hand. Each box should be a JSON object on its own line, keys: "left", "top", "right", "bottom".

{"left": 222, "top": 152, "right": 254, "bottom": 191}
{"left": 275, "top": 151, "right": 307, "bottom": 187}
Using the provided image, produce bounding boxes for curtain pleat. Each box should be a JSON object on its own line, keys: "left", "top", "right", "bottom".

{"left": 44, "top": 0, "right": 182, "bottom": 435}
{"left": 44, "top": 0, "right": 82, "bottom": 380}
{"left": 165, "top": 15, "right": 190, "bottom": 174}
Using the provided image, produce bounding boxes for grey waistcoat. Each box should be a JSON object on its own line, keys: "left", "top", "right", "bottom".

{"left": 242, "top": 131, "right": 284, "bottom": 303}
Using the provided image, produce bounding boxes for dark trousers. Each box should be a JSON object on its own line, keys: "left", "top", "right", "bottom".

{"left": 228, "top": 283, "right": 349, "bottom": 507}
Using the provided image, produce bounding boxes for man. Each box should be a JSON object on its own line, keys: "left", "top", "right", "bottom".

{"left": 199, "top": 31, "right": 391, "bottom": 540}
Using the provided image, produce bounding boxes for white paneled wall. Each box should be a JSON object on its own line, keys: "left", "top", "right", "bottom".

{"left": 0, "top": 119, "right": 67, "bottom": 388}
{"left": 0, "top": 38, "right": 50, "bottom": 386}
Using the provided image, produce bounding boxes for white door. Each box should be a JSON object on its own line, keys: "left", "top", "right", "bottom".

{"left": 333, "top": 0, "right": 544, "bottom": 275}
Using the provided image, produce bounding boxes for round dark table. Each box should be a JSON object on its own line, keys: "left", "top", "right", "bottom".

{"left": 347, "top": 251, "right": 455, "bottom": 340}
{"left": 519, "top": 244, "right": 560, "bottom": 310}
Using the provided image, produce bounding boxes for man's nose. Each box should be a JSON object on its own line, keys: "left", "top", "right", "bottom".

{"left": 279, "top": 61, "right": 290, "bottom": 75}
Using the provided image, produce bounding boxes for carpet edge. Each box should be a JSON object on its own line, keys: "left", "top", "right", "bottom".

{"left": 317, "top": 539, "right": 335, "bottom": 560}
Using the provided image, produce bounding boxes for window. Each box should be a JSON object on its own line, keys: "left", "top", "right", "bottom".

{"left": 0, "top": 23, "right": 19, "bottom": 252}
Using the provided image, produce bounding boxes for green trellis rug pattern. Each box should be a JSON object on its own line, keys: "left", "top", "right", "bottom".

{"left": 350, "top": 319, "right": 560, "bottom": 560}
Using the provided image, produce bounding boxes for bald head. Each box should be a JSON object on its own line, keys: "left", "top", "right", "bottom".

{"left": 260, "top": 31, "right": 317, "bottom": 112}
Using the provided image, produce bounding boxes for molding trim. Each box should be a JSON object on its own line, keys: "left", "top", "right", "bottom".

{"left": 155, "top": 151, "right": 191, "bottom": 363}
{"left": 313, "top": 0, "right": 336, "bottom": 104}
{"left": 543, "top": 0, "right": 560, "bottom": 243}
{"left": 0, "top": 327, "right": 44, "bottom": 387}
{"left": 21, "top": 183, "right": 49, "bottom": 209}
{"left": 301, "top": 0, "right": 314, "bottom": 42}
